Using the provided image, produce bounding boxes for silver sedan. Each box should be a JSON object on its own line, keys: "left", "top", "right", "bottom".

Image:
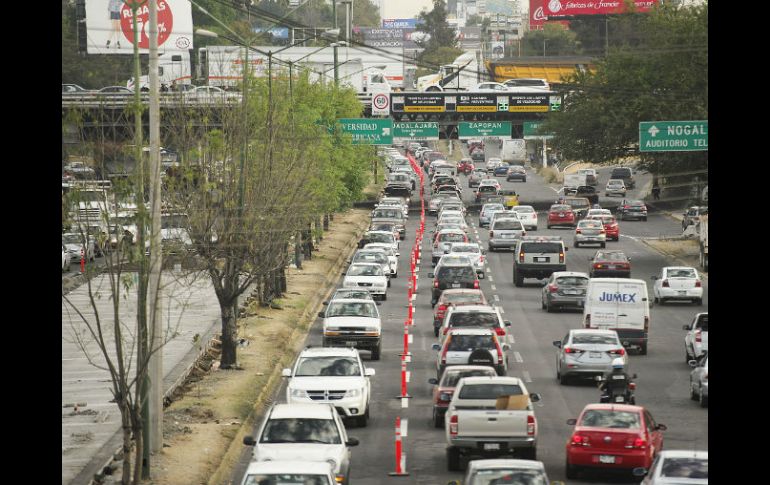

{"left": 553, "top": 329, "right": 628, "bottom": 384}
{"left": 573, "top": 219, "right": 607, "bottom": 248}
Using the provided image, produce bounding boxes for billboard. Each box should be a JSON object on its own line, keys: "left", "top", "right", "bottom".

{"left": 252, "top": 27, "right": 289, "bottom": 39}
{"left": 530, "top": 0, "right": 570, "bottom": 30}
{"left": 85, "top": 0, "right": 193, "bottom": 54}
{"left": 382, "top": 18, "right": 419, "bottom": 29}
{"left": 543, "top": 0, "right": 659, "bottom": 17}
{"left": 458, "top": 27, "right": 482, "bottom": 49}
{"left": 357, "top": 28, "right": 405, "bottom": 47}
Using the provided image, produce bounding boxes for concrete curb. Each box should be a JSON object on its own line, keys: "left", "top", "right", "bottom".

{"left": 206, "top": 213, "right": 371, "bottom": 485}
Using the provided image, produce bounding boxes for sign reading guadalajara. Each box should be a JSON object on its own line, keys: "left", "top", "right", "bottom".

{"left": 543, "top": 0, "right": 659, "bottom": 16}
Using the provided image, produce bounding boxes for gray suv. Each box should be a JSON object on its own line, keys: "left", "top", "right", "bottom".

{"left": 488, "top": 217, "right": 526, "bottom": 251}
{"left": 512, "top": 236, "right": 568, "bottom": 287}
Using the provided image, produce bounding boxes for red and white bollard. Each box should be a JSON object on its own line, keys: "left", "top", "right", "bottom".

{"left": 400, "top": 324, "right": 411, "bottom": 358}
{"left": 388, "top": 416, "right": 409, "bottom": 476}
{"left": 394, "top": 357, "right": 411, "bottom": 400}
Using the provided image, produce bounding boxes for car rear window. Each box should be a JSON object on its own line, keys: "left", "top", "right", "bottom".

{"left": 439, "top": 233, "right": 467, "bottom": 243}
{"left": 438, "top": 266, "right": 476, "bottom": 279}
{"left": 448, "top": 312, "right": 499, "bottom": 328}
{"left": 442, "top": 369, "right": 497, "bottom": 387}
{"left": 458, "top": 383, "right": 523, "bottom": 400}
{"left": 612, "top": 168, "right": 632, "bottom": 177}
{"left": 572, "top": 333, "right": 618, "bottom": 345}
{"left": 579, "top": 410, "right": 640, "bottom": 429}
{"left": 521, "top": 242, "right": 562, "bottom": 253}
{"left": 667, "top": 268, "right": 696, "bottom": 278}
{"left": 260, "top": 418, "right": 341, "bottom": 444}
{"left": 478, "top": 186, "right": 497, "bottom": 193}
{"left": 443, "top": 293, "right": 485, "bottom": 305}
{"left": 551, "top": 205, "right": 571, "bottom": 212}
{"left": 596, "top": 252, "right": 627, "bottom": 261}
{"left": 660, "top": 458, "right": 708, "bottom": 479}
{"left": 556, "top": 276, "right": 588, "bottom": 286}
{"left": 695, "top": 314, "right": 708, "bottom": 331}
{"left": 492, "top": 220, "right": 523, "bottom": 230}
{"left": 448, "top": 334, "right": 495, "bottom": 351}
{"left": 566, "top": 199, "right": 590, "bottom": 208}
{"left": 451, "top": 245, "right": 480, "bottom": 254}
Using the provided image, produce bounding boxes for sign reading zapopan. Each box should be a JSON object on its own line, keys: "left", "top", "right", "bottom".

{"left": 545, "top": 0, "right": 658, "bottom": 16}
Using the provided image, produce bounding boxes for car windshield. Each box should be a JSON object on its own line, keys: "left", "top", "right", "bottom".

{"left": 468, "top": 469, "right": 547, "bottom": 485}
{"left": 596, "top": 252, "right": 627, "bottom": 262}
{"left": 478, "top": 186, "right": 497, "bottom": 193}
{"left": 326, "top": 301, "right": 378, "bottom": 317}
{"left": 448, "top": 334, "right": 495, "bottom": 351}
{"left": 521, "top": 242, "right": 562, "bottom": 253}
{"left": 260, "top": 418, "right": 341, "bottom": 444}
{"left": 373, "top": 209, "right": 402, "bottom": 219}
{"left": 660, "top": 458, "right": 708, "bottom": 478}
{"left": 695, "top": 314, "right": 708, "bottom": 331}
{"left": 572, "top": 333, "right": 618, "bottom": 345}
{"left": 493, "top": 220, "right": 523, "bottom": 230}
{"left": 579, "top": 410, "right": 641, "bottom": 429}
{"left": 295, "top": 356, "right": 361, "bottom": 377}
{"left": 347, "top": 265, "right": 383, "bottom": 277}
{"left": 331, "top": 290, "right": 371, "bottom": 300}
{"left": 367, "top": 233, "right": 394, "bottom": 244}
{"left": 354, "top": 253, "right": 386, "bottom": 264}
{"left": 62, "top": 234, "right": 84, "bottom": 244}
{"left": 449, "top": 313, "right": 499, "bottom": 328}
{"left": 556, "top": 276, "right": 588, "bottom": 286}
{"left": 438, "top": 267, "right": 476, "bottom": 279}
{"left": 458, "top": 383, "right": 522, "bottom": 399}
{"left": 667, "top": 268, "right": 696, "bottom": 278}
{"left": 451, "top": 245, "right": 480, "bottom": 254}
{"left": 243, "top": 474, "right": 331, "bottom": 485}
{"left": 442, "top": 369, "right": 497, "bottom": 387}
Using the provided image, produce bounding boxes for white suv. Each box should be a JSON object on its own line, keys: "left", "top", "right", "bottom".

{"left": 320, "top": 298, "right": 382, "bottom": 359}
{"left": 243, "top": 403, "right": 359, "bottom": 485}
{"left": 283, "top": 347, "right": 375, "bottom": 427}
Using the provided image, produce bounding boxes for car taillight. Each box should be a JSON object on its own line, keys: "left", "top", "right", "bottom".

{"left": 434, "top": 279, "right": 439, "bottom": 288}
{"left": 575, "top": 229, "right": 582, "bottom": 234}
{"left": 548, "top": 284, "right": 558, "bottom": 293}
{"left": 449, "top": 414, "right": 458, "bottom": 436}
{"left": 437, "top": 304, "right": 447, "bottom": 315}
{"left": 527, "top": 415, "right": 536, "bottom": 436}
{"left": 521, "top": 231, "right": 526, "bottom": 237}
{"left": 695, "top": 280, "right": 702, "bottom": 288}
{"left": 570, "top": 433, "right": 590, "bottom": 446}
{"left": 629, "top": 382, "right": 636, "bottom": 390}
{"left": 559, "top": 252, "right": 565, "bottom": 263}
{"left": 626, "top": 437, "right": 647, "bottom": 449}
{"left": 610, "top": 348, "right": 625, "bottom": 356}
{"left": 594, "top": 263, "right": 603, "bottom": 269}
{"left": 563, "top": 347, "right": 580, "bottom": 354}
{"left": 495, "top": 327, "right": 506, "bottom": 337}
{"left": 661, "top": 279, "right": 669, "bottom": 287}
{"left": 695, "top": 329, "right": 702, "bottom": 343}
{"left": 479, "top": 255, "right": 485, "bottom": 263}
{"left": 473, "top": 280, "right": 479, "bottom": 289}
{"left": 519, "top": 251, "right": 525, "bottom": 263}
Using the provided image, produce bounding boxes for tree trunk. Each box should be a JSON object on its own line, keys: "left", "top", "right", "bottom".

{"left": 294, "top": 231, "right": 302, "bottom": 269}
{"left": 121, "top": 409, "right": 132, "bottom": 485}
{"left": 279, "top": 266, "right": 287, "bottom": 293}
{"left": 132, "top": 416, "right": 143, "bottom": 485}
{"left": 220, "top": 303, "right": 238, "bottom": 368}
{"left": 316, "top": 216, "right": 323, "bottom": 240}
{"left": 323, "top": 213, "right": 329, "bottom": 230}
{"left": 302, "top": 224, "right": 312, "bottom": 260}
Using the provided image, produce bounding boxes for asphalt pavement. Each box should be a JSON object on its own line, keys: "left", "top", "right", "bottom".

{"left": 230, "top": 144, "right": 707, "bottom": 484}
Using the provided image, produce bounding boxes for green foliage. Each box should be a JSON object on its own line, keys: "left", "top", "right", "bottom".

{"left": 416, "top": 46, "right": 465, "bottom": 78}
{"left": 521, "top": 24, "right": 582, "bottom": 57}
{"left": 543, "top": 3, "right": 707, "bottom": 176}
{"left": 416, "top": 0, "right": 458, "bottom": 52}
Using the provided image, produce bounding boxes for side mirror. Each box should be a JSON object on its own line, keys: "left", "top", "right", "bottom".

{"left": 632, "top": 467, "right": 648, "bottom": 478}
{"left": 432, "top": 343, "right": 441, "bottom": 351}
{"left": 322, "top": 301, "right": 329, "bottom": 306}
{"left": 243, "top": 436, "right": 256, "bottom": 446}
{"left": 281, "top": 368, "right": 292, "bottom": 377}
{"left": 530, "top": 393, "right": 541, "bottom": 402}
{"left": 318, "top": 311, "right": 325, "bottom": 318}
{"left": 651, "top": 276, "right": 658, "bottom": 280}
{"left": 504, "top": 320, "right": 511, "bottom": 327}
{"left": 428, "top": 378, "right": 439, "bottom": 385}
{"left": 564, "top": 247, "right": 568, "bottom": 251}
{"left": 395, "top": 252, "right": 400, "bottom": 257}
{"left": 428, "top": 273, "right": 435, "bottom": 278}
{"left": 566, "top": 418, "right": 577, "bottom": 425}
{"left": 656, "top": 424, "right": 667, "bottom": 431}
{"left": 632, "top": 373, "right": 638, "bottom": 379}
{"left": 376, "top": 301, "right": 381, "bottom": 306}
{"left": 688, "top": 359, "right": 698, "bottom": 367}
{"left": 365, "top": 368, "right": 376, "bottom": 377}
{"left": 682, "top": 324, "right": 690, "bottom": 330}
{"left": 502, "top": 343, "right": 511, "bottom": 351}
{"left": 552, "top": 340, "right": 562, "bottom": 348}
{"left": 346, "top": 437, "right": 360, "bottom": 447}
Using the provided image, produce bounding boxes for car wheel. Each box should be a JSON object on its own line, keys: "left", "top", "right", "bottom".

{"left": 488, "top": 245, "right": 495, "bottom": 252}
{"left": 523, "top": 178, "right": 527, "bottom": 183}
{"left": 547, "top": 224, "right": 551, "bottom": 229}
{"left": 699, "top": 390, "right": 708, "bottom": 408}
{"left": 514, "top": 271, "right": 524, "bottom": 287}
{"left": 653, "top": 295, "right": 659, "bottom": 304}
{"left": 566, "top": 461, "right": 579, "bottom": 479}
{"left": 371, "top": 342, "right": 381, "bottom": 361}
{"left": 643, "top": 217, "right": 648, "bottom": 221}
{"left": 639, "top": 343, "right": 648, "bottom": 355}
{"left": 446, "top": 446, "right": 462, "bottom": 471}
{"left": 695, "top": 298, "right": 703, "bottom": 306}
{"left": 659, "top": 298, "right": 666, "bottom": 305}
{"left": 541, "top": 297, "right": 547, "bottom": 310}
{"left": 690, "top": 380, "right": 698, "bottom": 400}
{"left": 387, "top": 279, "right": 391, "bottom": 288}
{"left": 546, "top": 302, "right": 554, "bottom": 313}
{"left": 600, "top": 243, "right": 606, "bottom": 248}
{"left": 686, "top": 346, "right": 693, "bottom": 364}
{"left": 433, "top": 409, "right": 443, "bottom": 428}
{"left": 356, "top": 408, "right": 369, "bottom": 427}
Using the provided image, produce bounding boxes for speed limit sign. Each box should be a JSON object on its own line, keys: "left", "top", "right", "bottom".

{"left": 372, "top": 92, "right": 390, "bottom": 116}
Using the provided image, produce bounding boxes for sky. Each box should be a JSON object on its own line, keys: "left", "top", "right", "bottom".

{"left": 380, "top": 0, "right": 436, "bottom": 20}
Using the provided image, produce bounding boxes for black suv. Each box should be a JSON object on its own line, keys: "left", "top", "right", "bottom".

{"left": 610, "top": 167, "right": 636, "bottom": 189}
{"left": 429, "top": 263, "right": 479, "bottom": 306}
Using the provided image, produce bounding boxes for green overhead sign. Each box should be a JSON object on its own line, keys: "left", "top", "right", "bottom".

{"left": 337, "top": 118, "right": 393, "bottom": 145}
{"left": 523, "top": 121, "right": 554, "bottom": 140}
{"left": 458, "top": 121, "right": 511, "bottom": 139}
{"left": 393, "top": 122, "right": 439, "bottom": 140}
{"left": 639, "top": 120, "right": 708, "bottom": 152}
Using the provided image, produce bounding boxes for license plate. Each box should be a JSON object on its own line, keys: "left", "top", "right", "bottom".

{"left": 678, "top": 291, "right": 686, "bottom": 295}
{"left": 607, "top": 265, "right": 616, "bottom": 269}
{"left": 345, "top": 341, "right": 357, "bottom": 347}
{"left": 615, "top": 396, "right": 625, "bottom": 403}
{"left": 564, "top": 289, "right": 578, "bottom": 295}
{"left": 599, "top": 455, "right": 616, "bottom": 464}
{"left": 590, "top": 352, "right": 603, "bottom": 358}
{"left": 501, "top": 233, "right": 512, "bottom": 238}
{"left": 452, "top": 283, "right": 461, "bottom": 288}
{"left": 483, "top": 443, "right": 500, "bottom": 451}
{"left": 535, "top": 257, "right": 549, "bottom": 262}
{"left": 578, "top": 300, "right": 584, "bottom": 306}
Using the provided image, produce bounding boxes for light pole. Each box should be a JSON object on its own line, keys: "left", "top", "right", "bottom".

{"left": 330, "top": 41, "right": 347, "bottom": 86}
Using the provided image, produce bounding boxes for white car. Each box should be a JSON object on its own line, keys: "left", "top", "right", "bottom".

{"left": 436, "top": 215, "right": 468, "bottom": 231}
{"left": 586, "top": 208, "right": 612, "bottom": 218}
{"left": 511, "top": 205, "right": 538, "bottom": 231}
{"left": 342, "top": 263, "right": 388, "bottom": 300}
{"left": 478, "top": 178, "right": 501, "bottom": 190}
{"left": 240, "top": 460, "right": 336, "bottom": 485}
{"left": 62, "top": 243, "right": 71, "bottom": 272}
{"left": 320, "top": 298, "right": 383, "bottom": 359}
{"left": 350, "top": 250, "right": 392, "bottom": 284}
{"left": 470, "top": 82, "right": 511, "bottom": 92}
{"left": 447, "top": 242, "right": 485, "bottom": 277}
{"left": 283, "top": 347, "right": 375, "bottom": 426}
{"left": 364, "top": 230, "right": 399, "bottom": 253}
{"left": 605, "top": 179, "right": 627, "bottom": 197}
{"left": 362, "top": 243, "right": 398, "bottom": 278}
{"left": 636, "top": 450, "right": 708, "bottom": 484}
{"left": 244, "top": 403, "right": 358, "bottom": 485}
{"left": 62, "top": 233, "right": 95, "bottom": 263}
{"left": 683, "top": 312, "right": 708, "bottom": 361}
{"left": 652, "top": 266, "right": 703, "bottom": 305}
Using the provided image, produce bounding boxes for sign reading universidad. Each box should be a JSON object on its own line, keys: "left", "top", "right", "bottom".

{"left": 639, "top": 120, "right": 708, "bottom": 152}
{"left": 337, "top": 118, "right": 393, "bottom": 145}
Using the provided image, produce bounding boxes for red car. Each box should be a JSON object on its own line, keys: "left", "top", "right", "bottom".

{"left": 457, "top": 158, "right": 475, "bottom": 174}
{"left": 433, "top": 289, "right": 488, "bottom": 336}
{"left": 428, "top": 365, "right": 497, "bottom": 427}
{"left": 588, "top": 215, "right": 620, "bottom": 241}
{"left": 566, "top": 404, "right": 666, "bottom": 479}
{"left": 590, "top": 250, "right": 631, "bottom": 278}
{"left": 547, "top": 204, "right": 576, "bottom": 229}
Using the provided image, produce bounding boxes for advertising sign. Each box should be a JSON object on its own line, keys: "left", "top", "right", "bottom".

{"left": 543, "top": 0, "right": 659, "bottom": 17}
{"left": 490, "top": 41, "right": 505, "bottom": 59}
{"left": 458, "top": 27, "right": 482, "bottom": 49}
{"left": 252, "top": 27, "right": 289, "bottom": 39}
{"left": 358, "top": 28, "right": 404, "bottom": 47}
{"left": 382, "top": 18, "right": 419, "bottom": 29}
{"left": 85, "top": 0, "right": 193, "bottom": 54}
{"left": 338, "top": 119, "right": 394, "bottom": 145}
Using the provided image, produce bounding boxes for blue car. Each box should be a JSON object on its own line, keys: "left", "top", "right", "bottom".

{"left": 494, "top": 164, "right": 510, "bottom": 176}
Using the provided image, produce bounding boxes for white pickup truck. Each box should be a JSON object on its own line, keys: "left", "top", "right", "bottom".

{"left": 683, "top": 312, "right": 708, "bottom": 361}
{"left": 444, "top": 376, "right": 541, "bottom": 471}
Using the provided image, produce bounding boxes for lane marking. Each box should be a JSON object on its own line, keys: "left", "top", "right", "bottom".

{"left": 490, "top": 284, "right": 497, "bottom": 291}
{"left": 514, "top": 351, "right": 523, "bottom": 363}
{"left": 522, "top": 370, "right": 532, "bottom": 383}
{"left": 507, "top": 333, "right": 514, "bottom": 344}
{"left": 493, "top": 294, "right": 500, "bottom": 302}
{"left": 488, "top": 275, "right": 494, "bottom": 282}
{"left": 499, "top": 307, "right": 505, "bottom": 314}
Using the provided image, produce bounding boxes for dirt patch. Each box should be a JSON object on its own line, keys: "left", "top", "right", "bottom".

{"left": 148, "top": 208, "right": 371, "bottom": 485}
{"left": 644, "top": 238, "right": 705, "bottom": 276}
{"left": 562, "top": 162, "right": 595, "bottom": 174}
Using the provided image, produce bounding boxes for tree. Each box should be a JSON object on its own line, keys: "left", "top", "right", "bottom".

{"left": 543, "top": 3, "right": 707, "bottom": 188}
{"left": 414, "top": 0, "right": 463, "bottom": 77}
{"left": 521, "top": 23, "right": 582, "bottom": 57}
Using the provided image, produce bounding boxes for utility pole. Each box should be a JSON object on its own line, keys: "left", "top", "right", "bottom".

{"left": 147, "top": 0, "right": 164, "bottom": 460}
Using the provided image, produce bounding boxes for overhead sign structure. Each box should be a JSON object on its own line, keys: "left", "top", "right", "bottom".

{"left": 523, "top": 121, "right": 555, "bottom": 139}
{"left": 338, "top": 119, "right": 393, "bottom": 145}
{"left": 391, "top": 93, "right": 562, "bottom": 114}
{"left": 393, "top": 122, "right": 439, "bottom": 140}
{"left": 458, "top": 122, "right": 512, "bottom": 139}
{"left": 639, "top": 121, "right": 708, "bottom": 152}
{"left": 85, "top": 0, "right": 194, "bottom": 55}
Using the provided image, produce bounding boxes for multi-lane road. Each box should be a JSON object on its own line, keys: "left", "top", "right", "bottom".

{"left": 231, "top": 144, "right": 707, "bottom": 484}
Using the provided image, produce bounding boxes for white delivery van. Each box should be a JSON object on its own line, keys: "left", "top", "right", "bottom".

{"left": 583, "top": 278, "right": 650, "bottom": 355}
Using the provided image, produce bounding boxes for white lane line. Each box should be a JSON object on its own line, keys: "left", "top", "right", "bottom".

{"left": 549, "top": 186, "right": 560, "bottom": 193}
{"left": 507, "top": 333, "right": 514, "bottom": 344}
{"left": 522, "top": 370, "right": 532, "bottom": 383}
{"left": 499, "top": 307, "right": 505, "bottom": 314}
{"left": 488, "top": 275, "right": 494, "bottom": 282}
{"left": 490, "top": 284, "right": 497, "bottom": 291}
{"left": 514, "top": 351, "right": 523, "bottom": 363}
{"left": 493, "top": 294, "right": 500, "bottom": 302}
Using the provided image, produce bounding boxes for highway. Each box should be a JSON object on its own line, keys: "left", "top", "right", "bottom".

{"left": 231, "top": 143, "right": 707, "bottom": 484}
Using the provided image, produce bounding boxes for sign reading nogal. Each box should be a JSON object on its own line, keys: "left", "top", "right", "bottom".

{"left": 639, "top": 121, "right": 708, "bottom": 152}
{"left": 338, "top": 118, "right": 393, "bottom": 145}
{"left": 458, "top": 122, "right": 512, "bottom": 139}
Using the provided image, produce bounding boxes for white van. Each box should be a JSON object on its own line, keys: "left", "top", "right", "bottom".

{"left": 583, "top": 278, "right": 650, "bottom": 355}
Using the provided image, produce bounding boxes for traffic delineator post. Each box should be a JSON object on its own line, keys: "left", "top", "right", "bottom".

{"left": 388, "top": 416, "right": 409, "bottom": 476}
{"left": 394, "top": 357, "right": 412, "bottom": 399}
{"left": 399, "top": 324, "right": 411, "bottom": 358}
{"left": 80, "top": 248, "right": 85, "bottom": 274}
